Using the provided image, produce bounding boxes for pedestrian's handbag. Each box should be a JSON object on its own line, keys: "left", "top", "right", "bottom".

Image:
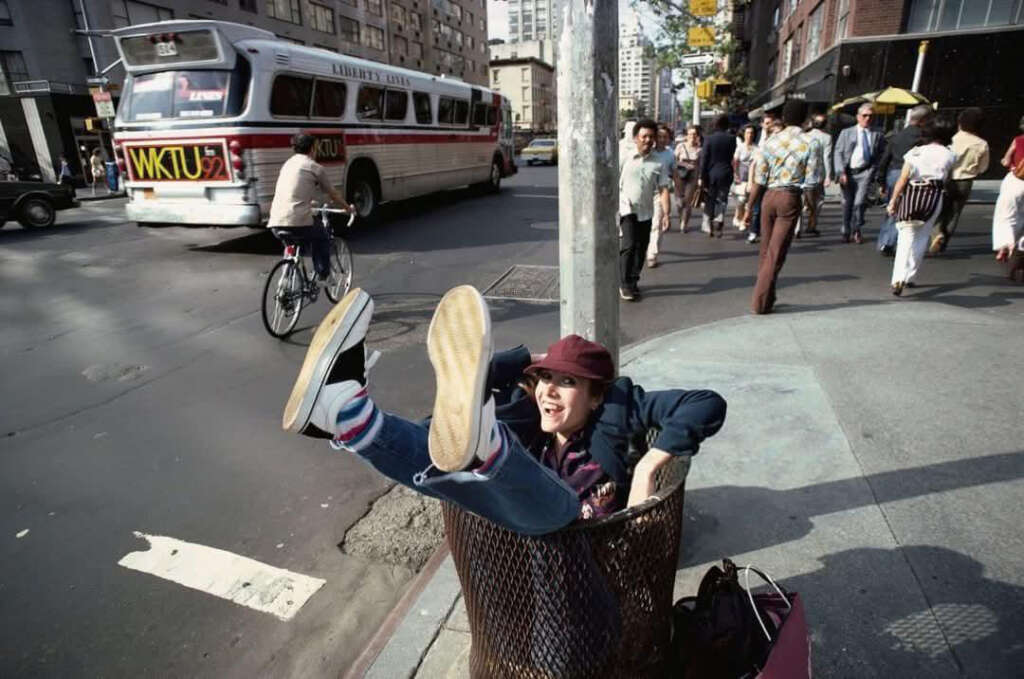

{"left": 691, "top": 184, "right": 707, "bottom": 209}
{"left": 669, "top": 559, "right": 810, "bottom": 679}
{"left": 894, "top": 179, "right": 943, "bottom": 222}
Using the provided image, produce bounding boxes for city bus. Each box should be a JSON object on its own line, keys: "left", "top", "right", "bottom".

{"left": 109, "top": 20, "right": 516, "bottom": 227}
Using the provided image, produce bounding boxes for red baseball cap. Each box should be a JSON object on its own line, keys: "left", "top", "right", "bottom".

{"left": 525, "top": 334, "right": 615, "bottom": 382}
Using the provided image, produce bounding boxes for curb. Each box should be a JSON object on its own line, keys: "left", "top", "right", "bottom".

{"left": 344, "top": 541, "right": 454, "bottom": 679}
{"left": 77, "top": 192, "right": 126, "bottom": 202}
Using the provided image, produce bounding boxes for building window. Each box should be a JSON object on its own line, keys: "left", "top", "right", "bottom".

{"left": 409, "top": 41, "right": 423, "bottom": 58}
{"left": 390, "top": 4, "right": 406, "bottom": 30}
{"left": 410, "top": 12, "right": 421, "bottom": 31}
{"left": 0, "top": 0, "right": 13, "bottom": 24}
{"left": 806, "top": 2, "right": 824, "bottom": 61}
{"left": 339, "top": 0, "right": 356, "bottom": 5}
{"left": 340, "top": 17, "right": 360, "bottom": 44}
{"left": 366, "top": 0, "right": 382, "bottom": 16}
{"left": 266, "top": 0, "right": 300, "bottom": 24}
{"left": 309, "top": 2, "right": 334, "bottom": 33}
{"left": 393, "top": 34, "right": 408, "bottom": 56}
{"left": 492, "top": 69, "right": 499, "bottom": 82}
{"left": 791, "top": 23, "right": 803, "bottom": 70}
{"left": 781, "top": 37, "right": 793, "bottom": 78}
{"left": 835, "top": 0, "right": 850, "bottom": 40}
{"left": 111, "top": 0, "right": 174, "bottom": 28}
{"left": 363, "top": 24, "right": 384, "bottom": 50}
{"left": 907, "top": 0, "right": 1022, "bottom": 32}
{"left": 239, "top": 0, "right": 257, "bottom": 12}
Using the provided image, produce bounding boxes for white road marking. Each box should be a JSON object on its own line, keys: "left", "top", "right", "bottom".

{"left": 16, "top": 529, "right": 29, "bottom": 539}
{"left": 512, "top": 193, "right": 558, "bottom": 199}
{"left": 118, "top": 532, "right": 325, "bottom": 621}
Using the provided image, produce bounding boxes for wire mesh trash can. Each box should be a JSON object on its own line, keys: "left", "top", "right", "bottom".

{"left": 441, "top": 448, "right": 690, "bottom": 678}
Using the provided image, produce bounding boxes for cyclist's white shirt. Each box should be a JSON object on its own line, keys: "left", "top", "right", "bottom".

{"left": 268, "top": 153, "right": 331, "bottom": 227}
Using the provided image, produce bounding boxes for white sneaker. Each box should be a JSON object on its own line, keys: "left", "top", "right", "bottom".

{"left": 426, "top": 285, "right": 495, "bottom": 472}
{"left": 282, "top": 288, "right": 374, "bottom": 437}
{"left": 747, "top": 232, "right": 759, "bottom": 244}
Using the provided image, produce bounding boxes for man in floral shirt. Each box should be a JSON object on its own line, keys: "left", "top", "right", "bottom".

{"left": 744, "top": 99, "right": 820, "bottom": 314}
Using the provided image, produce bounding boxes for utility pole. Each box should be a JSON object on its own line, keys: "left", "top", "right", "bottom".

{"left": 906, "top": 40, "right": 929, "bottom": 125}
{"left": 556, "top": 1, "right": 620, "bottom": 363}
{"left": 691, "top": 67, "right": 701, "bottom": 126}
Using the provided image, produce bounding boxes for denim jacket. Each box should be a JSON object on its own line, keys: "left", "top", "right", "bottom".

{"left": 490, "top": 346, "right": 727, "bottom": 485}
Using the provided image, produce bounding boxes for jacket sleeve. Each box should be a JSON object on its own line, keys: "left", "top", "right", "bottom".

{"left": 629, "top": 384, "right": 727, "bottom": 456}
{"left": 876, "top": 140, "right": 893, "bottom": 182}
{"left": 488, "top": 345, "right": 532, "bottom": 392}
{"left": 833, "top": 129, "right": 847, "bottom": 175}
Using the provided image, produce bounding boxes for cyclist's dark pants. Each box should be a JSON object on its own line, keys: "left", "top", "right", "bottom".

{"left": 271, "top": 226, "right": 330, "bottom": 279}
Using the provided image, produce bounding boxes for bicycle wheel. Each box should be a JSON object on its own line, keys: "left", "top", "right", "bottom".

{"left": 324, "top": 237, "right": 354, "bottom": 303}
{"left": 262, "top": 260, "right": 304, "bottom": 338}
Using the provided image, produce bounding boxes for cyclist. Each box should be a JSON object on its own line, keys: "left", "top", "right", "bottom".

{"left": 268, "top": 133, "right": 355, "bottom": 282}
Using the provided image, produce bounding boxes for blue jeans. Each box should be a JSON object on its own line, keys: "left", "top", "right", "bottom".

{"left": 750, "top": 188, "right": 765, "bottom": 236}
{"left": 271, "top": 226, "right": 331, "bottom": 279}
{"left": 876, "top": 168, "right": 902, "bottom": 250}
{"left": 354, "top": 413, "right": 581, "bottom": 535}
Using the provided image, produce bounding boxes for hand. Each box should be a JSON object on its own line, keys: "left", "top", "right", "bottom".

{"left": 824, "top": 178, "right": 832, "bottom": 188}
{"left": 659, "top": 213, "right": 670, "bottom": 232}
{"left": 839, "top": 173, "right": 848, "bottom": 186}
{"left": 879, "top": 185, "right": 887, "bottom": 197}
{"left": 743, "top": 208, "right": 753, "bottom": 228}
{"left": 1002, "top": 158, "right": 1011, "bottom": 168}
{"left": 886, "top": 200, "right": 897, "bottom": 215}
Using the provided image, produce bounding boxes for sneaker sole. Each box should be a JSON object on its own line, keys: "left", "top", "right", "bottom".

{"left": 282, "top": 288, "right": 372, "bottom": 433}
{"left": 426, "top": 285, "right": 492, "bottom": 472}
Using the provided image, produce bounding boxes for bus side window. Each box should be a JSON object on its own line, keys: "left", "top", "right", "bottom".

{"left": 271, "top": 75, "right": 313, "bottom": 117}
{"left": 471, "top": 103, "right": 488, "bottom": 126}
{"left": 385, "top": 90, "right": 408, "bottom": 121}
{"left": 357, "top": 85, "right": 384, "bottom": 121}
{"left": 312, "top": 79, "right": 347, "bottom": 118}
{"left": 438, "top": 96, "right": 455, "bottom": 125}
{"left": 453, "top": 100, "right": 469, "bottom": 127}
{"left": 413, "top": 92, "right": 432, "bottom": 124}
{"left": 486, "top": 106, "right": 497, "bottom": 126}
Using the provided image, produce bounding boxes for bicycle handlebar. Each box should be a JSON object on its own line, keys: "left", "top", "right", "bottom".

{"left": 312, "top": 204, "right": 356, "bottom": 228}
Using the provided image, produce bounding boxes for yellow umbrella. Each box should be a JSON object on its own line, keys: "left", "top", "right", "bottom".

{"left": 831, "top": 87, "right": 930, "bottom": 112}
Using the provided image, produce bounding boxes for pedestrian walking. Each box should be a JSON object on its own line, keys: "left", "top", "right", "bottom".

{"left": 885, "top": 123, "right": 956, "bottom": 296}
{"left": 930, "top": 107, "right": 990, "bottom": 254}
{"left": 619, "top": 120, "right": 671, "bottom": 301}
{"left": 646, "top": 124, "right": 678, "bottom": 268}
{"left": 835, "top": 103, "right": 885, "bottom": 243}
{"left": 876, "top": 105, "right": 934, "bottom": 254}
{"left": 674, "top": 125, "right": 702, "bottom": 233}
{"left": 731, "top": 124, "right": 757, "bottom": 230}
{"left": 747, "top": 112, "right": 779, "bottom": 244}
{"left": 699, "top": 114, "right": 737, "bottom": 238}
{"left": 58, "top": 154, "right": 75, "bottom": 197}
{"left": 798, "top": 112, "right": 831, "bottom": 237}
{"left": 744, "top": 100, "right": 819, "bottom": 314}
{"left": 993, "top": 115, "right": 1024, "bottom": 281}
{"left": 281, "top": 285, "right": 726, "bottom": 534}
{"left": 90, "top": 148, "right": 107, "bottom": 194}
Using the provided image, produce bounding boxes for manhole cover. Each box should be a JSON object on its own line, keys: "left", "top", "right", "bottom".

{"left": 483, "top": 264, "right": 558, "bottom": 303}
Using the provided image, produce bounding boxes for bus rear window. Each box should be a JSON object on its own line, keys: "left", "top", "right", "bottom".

{"left": 126, "top": 70, "right": 232, "bottom": 121}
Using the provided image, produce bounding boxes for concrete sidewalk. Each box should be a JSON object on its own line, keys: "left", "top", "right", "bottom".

{"left": 354, "top": 301, "right": 1023, "bottom": 678}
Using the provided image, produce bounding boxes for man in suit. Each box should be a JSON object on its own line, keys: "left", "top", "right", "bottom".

{"left": 834, "top": 103, "right": 885, "bottom": 243}
{"left": 699, "top": 114, "right": 737, "bottom": 237}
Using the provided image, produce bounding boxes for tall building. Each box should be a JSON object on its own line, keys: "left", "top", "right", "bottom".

{"left": 506, "top": 0, "right": 560, "bottom": 43}
{"left": 653, "top": 68, "right": 677, "bottom": 125}
{"left": 618, "top": 12, "right": 656, "bottom": 117}
{"left": 731, "top": 0, "right": 1022, "bottom": 178}
{"left": 0, "top": 0, "right": 490, "bottom": 182}
{"left": 489, "top": 39, "right": 556, "bottom": 68}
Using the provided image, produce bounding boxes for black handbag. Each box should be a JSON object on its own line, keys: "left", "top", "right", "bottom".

{"left": 669, "top": 558, "right": 777, "bottom": 678}
{"left": 894, "top": 179, "right": 943, "bottom": 222}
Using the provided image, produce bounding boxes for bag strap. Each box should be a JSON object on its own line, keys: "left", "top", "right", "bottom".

{"left": 742, "top": 565, "right": 791, "bottom": 642}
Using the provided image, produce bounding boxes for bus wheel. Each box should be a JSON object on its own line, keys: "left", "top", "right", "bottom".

{"left": 477, "top": 158, "right": 502, "bottom": 194}
{"left": 347, "top": 173, "right": 378, "bottom": 223}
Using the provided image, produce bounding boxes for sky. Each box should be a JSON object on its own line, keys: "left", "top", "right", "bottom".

{"left": 486, "top": 1, "right": 661, "bottom": 42}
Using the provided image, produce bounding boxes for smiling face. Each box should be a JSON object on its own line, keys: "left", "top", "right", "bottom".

{"left": 533, "top": 369, "right": 603, "bottom": 444}
{"left": 634, "top": 126, "right": 655, "bottom": 155}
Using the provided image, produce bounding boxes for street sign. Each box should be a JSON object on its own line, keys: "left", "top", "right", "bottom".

{"left": 690, "top": 0, "right": 717, "bottom": 17}
{"left": 681, "top": 53, "right": 715, "bottom": 66}
{"left": 688, "top": 26, "right": 716, "bottom": 48}
{"left": 92, "top": 89, "right": 115, "bottom": 118}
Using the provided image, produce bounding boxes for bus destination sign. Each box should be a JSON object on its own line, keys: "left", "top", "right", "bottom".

{"left": 125, "top": 142, "right": 231, "bottom": 182}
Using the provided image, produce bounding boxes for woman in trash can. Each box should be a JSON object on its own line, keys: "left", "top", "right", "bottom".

{"left": 281, "top": 285, "right": 726, "bottom": 535}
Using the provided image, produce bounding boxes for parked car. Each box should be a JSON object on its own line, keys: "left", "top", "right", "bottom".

{"left": 521, "top": 138, "right": 558, "bottom": 165}
{"left": 0, "top": 180, "right": 79, "bottom": 228}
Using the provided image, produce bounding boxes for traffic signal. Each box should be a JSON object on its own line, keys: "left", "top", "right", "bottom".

{"left": 696, "top": 80, "right": 713, "bottom": 100}
{"left": 713, "top": 80, "right": 733, "bottom": 97}
{"left": 85, "top": 117, "right": 102, "bottom": 131}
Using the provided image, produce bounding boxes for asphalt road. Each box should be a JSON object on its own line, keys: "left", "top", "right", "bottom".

{"left": 2, "top": 165, "right": 1020, "bottom": 678}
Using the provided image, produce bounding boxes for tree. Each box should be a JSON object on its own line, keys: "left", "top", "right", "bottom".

{"left": 631, "top": 0, "right": 760, "bottom": 112}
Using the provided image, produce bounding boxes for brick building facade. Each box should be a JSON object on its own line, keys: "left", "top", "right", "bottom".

{"left": 733, "top": 0, "right": 1022, "bottom": 178}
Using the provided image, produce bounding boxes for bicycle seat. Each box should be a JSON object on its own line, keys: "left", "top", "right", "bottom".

{"left": 271, "top": 228, "right": 304, "bottom": 246}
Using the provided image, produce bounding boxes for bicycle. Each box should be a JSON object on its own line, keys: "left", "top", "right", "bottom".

{"left": 261, "top": 205, "right": 355, "bottom": 338}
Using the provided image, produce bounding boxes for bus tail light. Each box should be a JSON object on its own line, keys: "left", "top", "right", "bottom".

{"left": 229, "top": 140, "right": 244, "bottom": 178}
